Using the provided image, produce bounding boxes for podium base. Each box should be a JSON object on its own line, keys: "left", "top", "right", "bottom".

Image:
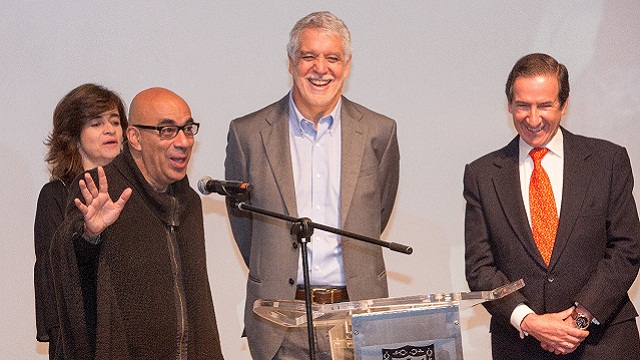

{"left": 329, "top": 304, "right": 462, "bottom": 360}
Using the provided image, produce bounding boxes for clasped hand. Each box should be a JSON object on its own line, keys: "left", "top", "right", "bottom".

{"left": 74, "top": 166, "right": 132, "bottom": 238}
{"left": 521, "top": 307, "right": 589, "bottom": 355}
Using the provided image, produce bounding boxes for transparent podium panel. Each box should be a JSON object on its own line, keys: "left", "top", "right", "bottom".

{"left": 351, "top": 305, "right": 461, "bottom": 360}
{"left": 254, "top": 280, "right": 524, "bottom": 360}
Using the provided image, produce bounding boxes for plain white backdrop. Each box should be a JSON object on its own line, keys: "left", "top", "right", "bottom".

{"left": 1, "top": 1, "right": 639, "bottom": 358}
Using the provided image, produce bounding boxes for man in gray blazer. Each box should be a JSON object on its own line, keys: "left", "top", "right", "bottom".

{"left": 225, "top": 11, "right": 400, "bottom": 360}
{"left": 464, "top": 53, "right": 640, "bottom": 359}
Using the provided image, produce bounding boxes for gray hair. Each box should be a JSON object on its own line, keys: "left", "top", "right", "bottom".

{"left": 287, "top": 11, "right": 352, "bottom": 61}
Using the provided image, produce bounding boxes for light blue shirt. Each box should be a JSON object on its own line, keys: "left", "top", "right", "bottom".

{"left": 288, "top": 92, "right": 345, "bottom": 286}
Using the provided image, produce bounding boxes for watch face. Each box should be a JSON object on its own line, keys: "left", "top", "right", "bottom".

{"left": 574, "top": 314, "right": 590, "bottom": 330}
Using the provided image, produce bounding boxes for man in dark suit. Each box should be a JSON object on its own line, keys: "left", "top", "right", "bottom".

{"left": 225, "top": 11, "right": 400, "bottom": 360}
{"left": 464, "top": 53, "right": 640, "bottom": 359}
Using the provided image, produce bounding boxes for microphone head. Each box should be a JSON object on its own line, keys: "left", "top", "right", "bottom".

{"left": 197, "top": 176, "right": 213, "bottom": 195}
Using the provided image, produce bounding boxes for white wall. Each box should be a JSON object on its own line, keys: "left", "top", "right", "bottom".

{"left": 2, "top": 1, "right": 639, "bottom": 358}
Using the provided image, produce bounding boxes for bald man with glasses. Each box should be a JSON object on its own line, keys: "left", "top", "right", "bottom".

{"left": 51, "top": 88, "right": 224, "bottom": 359}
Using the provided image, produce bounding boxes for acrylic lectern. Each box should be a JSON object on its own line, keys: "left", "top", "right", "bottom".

{"left": 253, "top": 280, "right": 524, "bottom": 360}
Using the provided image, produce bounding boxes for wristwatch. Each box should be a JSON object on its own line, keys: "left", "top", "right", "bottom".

{"left": 571, "top": 308, "right": 590, "bottom": 330}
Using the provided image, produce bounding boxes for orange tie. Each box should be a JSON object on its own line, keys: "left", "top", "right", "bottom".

{"left": 529, "top": 148, "right": 558, "bottom": 266}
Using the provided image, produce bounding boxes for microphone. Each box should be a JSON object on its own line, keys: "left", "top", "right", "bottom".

{"left": 197, "top": 176, "right": 253, "bottom": 196}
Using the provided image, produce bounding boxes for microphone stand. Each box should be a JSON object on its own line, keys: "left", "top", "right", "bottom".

{"left": 228, "top": 199, "right": 413, "bottom": 360}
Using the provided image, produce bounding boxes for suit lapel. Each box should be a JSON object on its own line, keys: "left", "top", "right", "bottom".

{"left": 493, "top": 137, "right": 548, "bottom": 267}
{"left": 339, "top": 98, "right": 366, "bottom": 227}
{"left": 549, "top": 129, "right": 592, "bottom": 268}
{"left": 260, "top": 96, "right": 298, "bottom": 217}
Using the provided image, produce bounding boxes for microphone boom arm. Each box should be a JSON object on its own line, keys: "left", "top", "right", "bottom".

{"left": 231, "top": 200, "right": 413, "bottom": 254}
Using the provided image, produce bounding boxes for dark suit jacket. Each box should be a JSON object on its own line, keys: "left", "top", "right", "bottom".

{"left": 225, "top": 95, "right": 400, "bottom": 360}
{"left": 464, "top": 128, "right": 640, "bottom": 359}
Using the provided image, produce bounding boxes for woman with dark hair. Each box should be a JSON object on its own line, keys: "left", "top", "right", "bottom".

{"left": 34, "top": 83, "right": 127, "bottom": 358}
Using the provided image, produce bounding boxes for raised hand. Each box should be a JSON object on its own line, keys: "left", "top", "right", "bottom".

{"left": 74, "top": 166, "right": 132, "bottom": 238}
{"left": 521, "top": 307, "right": 589, "bottom": 355}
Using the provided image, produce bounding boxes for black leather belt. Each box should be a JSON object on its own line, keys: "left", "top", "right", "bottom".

{"left": 295, "top": 286, "right": 349, "bottom": 304}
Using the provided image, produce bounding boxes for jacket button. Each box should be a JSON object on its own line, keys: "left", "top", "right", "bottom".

{"left": 289, "top": 278, "right": 295, "bottom": 285}
{"left": 292, "top": 242, "right": 298, "bottom": 249}
{"left": 547, "top": 276, "right": 554, "bottom": 283}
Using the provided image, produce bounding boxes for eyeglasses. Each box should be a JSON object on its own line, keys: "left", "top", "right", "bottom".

{"left": 133, "top": 122, "right": 200, "bottom": 139}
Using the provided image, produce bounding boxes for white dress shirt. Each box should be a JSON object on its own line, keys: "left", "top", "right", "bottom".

{"left": 511, "top": 128, "right": 564, "bottom": 334}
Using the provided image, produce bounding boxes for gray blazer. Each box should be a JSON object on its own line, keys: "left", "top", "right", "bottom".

{"left": 225, "top": 95, "right": 400, "bottom": 360}
{"left": 464, "top": 128, "right": 640, "bottom": 358}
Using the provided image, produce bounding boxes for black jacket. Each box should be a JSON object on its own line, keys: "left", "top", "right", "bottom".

{"left": 51, "top": 148, "right": 223, "bottom": 359}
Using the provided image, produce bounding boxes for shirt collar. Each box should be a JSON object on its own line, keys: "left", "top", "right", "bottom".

{"left": 288, "top": 91, "right": 341, "bottom": 139}
{"left": 519, "top": 127, "right": 564, "bottom": 163}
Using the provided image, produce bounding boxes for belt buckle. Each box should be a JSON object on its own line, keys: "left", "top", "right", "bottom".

{"left": 311, "top": 287, "right": 335, "bottom": 304}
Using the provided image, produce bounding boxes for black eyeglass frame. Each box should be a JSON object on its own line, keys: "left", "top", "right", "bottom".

{"left": 132, "top": 122, "right": 200, "bottom": 139}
